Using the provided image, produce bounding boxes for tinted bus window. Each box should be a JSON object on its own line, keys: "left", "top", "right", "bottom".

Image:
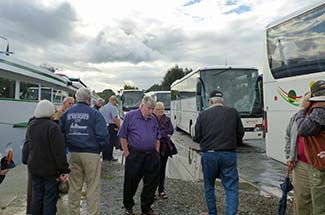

{"left": 267, "top": 4, "right": 325, "bottom": 79}
{"left": 41, "top": 87, "right": 52, "bottom": 101}
{"left": 0, "top": 77, "right": 15, "bottom": 98}
{"left": 20, "top": 82, "right": 39, "bottom": 101}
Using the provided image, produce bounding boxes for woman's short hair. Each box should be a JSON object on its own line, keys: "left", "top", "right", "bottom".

{"left": 155, "top": 101, "right": 165, "bottom": 109}
{"left": 76, "top": 88, "right": 92, "bottom": 102}
{"left": 34, "top": 100, "right": 55, "bottom": 118}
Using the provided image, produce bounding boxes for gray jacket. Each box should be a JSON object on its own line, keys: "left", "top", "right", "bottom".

{"left": 285, "top": 113, "right": 299, "bottom": 162}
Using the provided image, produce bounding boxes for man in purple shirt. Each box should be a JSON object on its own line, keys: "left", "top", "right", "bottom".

{"left": 118, "top": 96, "right": 160, "bottom": 215}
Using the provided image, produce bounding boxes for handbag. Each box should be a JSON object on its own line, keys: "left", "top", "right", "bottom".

{"left": 58, "top": 180, "right": 69, "bottom": 194}
{"left": 22, "top": 139, "right": 30, "bottom": 165}
{"left": 170, "top": 140, "right": 178, "bottom": 156}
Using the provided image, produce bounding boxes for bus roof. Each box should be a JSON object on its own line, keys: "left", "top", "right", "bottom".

{"left": 266, "top": 1, "right": 324, "bottom": 30}
{"left": 171, "top": 66, "right": 258, "bottom": 88}
{"left": 146, "top": 91, "right": 170, "bottom": 95}
{"left": 122, "top": 89, "right": 144, "bottom": 93}
{"left": 0, "top": 53, "right": 72, "bottom": 89}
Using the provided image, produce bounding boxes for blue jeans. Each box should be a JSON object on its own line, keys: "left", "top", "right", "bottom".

{"left": 201, "top": 151, "right": 239, "bottom": 215}
{"left": 32, "top": 175, "right": 59, "bottom": 215}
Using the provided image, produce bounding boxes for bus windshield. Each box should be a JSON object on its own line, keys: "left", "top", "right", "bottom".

{"left": 155, "top": 93, "right": 171, "bottom": 110}
{"left": 122, "top": 91, "right": 144, "bottom": 110}
{"left": 201, "top": 69, "right": 262, "bottom": 116}
{"left": 267, "top": 4, "right": 325, "bottom": 79}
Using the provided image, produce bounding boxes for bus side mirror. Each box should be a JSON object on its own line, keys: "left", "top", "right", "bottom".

{"left": 121, "top": 95, "right": 125, "bottom": 103}
{"left": 196, "top": 81, "right": 201, "bottom": 96}
{"left": 196, "top": 81, "right": 203, "bottom": 111}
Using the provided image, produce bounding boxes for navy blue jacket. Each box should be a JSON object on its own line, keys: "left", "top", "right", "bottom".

{"left": 60, "top": 102, "right": 109, "bottom": 154}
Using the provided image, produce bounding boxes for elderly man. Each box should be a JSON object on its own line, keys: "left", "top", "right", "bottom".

{"left": 118, "top": 96, "right": 160, "bottom": 215}
{"left": 60, "top": 88, "right": 108, "bottom": 215}
{"left": 100, "top": 95, "right": 121, "bottom": 161}
{"left": 52, "top": 97, "right": 74, "bottom": 122}
{"left": 295, "top": 80, "right": 325, "bottom": 215}
{"left": 94, "top": 98, "right": 105, "bottom": 110}
{"left": 194, "top": 90, "right": 244, "bottom": 215}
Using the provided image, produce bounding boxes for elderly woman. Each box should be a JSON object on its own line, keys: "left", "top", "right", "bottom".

{"left": 27, "top": 100, "right": 70, "bottom": 215}
{"left": 153, "top": 102, "right": 174, "bottom": 199}
{"left": 52, "top": 96, "right": 75, "bottom": 122}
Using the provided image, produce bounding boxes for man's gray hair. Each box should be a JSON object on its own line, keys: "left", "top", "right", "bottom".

{"left": 97, "top": 98, "right": 105, "bottom": 103}
{"left": 210, "top": 97, "right": 224, "bottom": 105}
{"left": 141, "top": 96, "right": 156, "bottom": 108}
{"left": 76, "top": 88, "right": 92, "bottom": 102}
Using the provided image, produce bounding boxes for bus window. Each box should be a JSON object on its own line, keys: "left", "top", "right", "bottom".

{"left": 267, "top": 4, "right": 325, "bottom": 79}
{"left": 121, "top": 91, "right": 144, "bottom": 111}
{"left": 20, "top": 82, "right": 39, "bottom": 101}
{"left": 155, "top": 93, "right": 171, "bottom": 110}
{"left": 0, "top": 77, "right": 15, "bottom": 99}
{"left": 53, "top": 89, "right": 62, "bottom": 103}
{"left": 201, "top": 69, "right": 259, "bottom": 115}
{"left": 41, "top": 87, "right": 52, "bottom": 101}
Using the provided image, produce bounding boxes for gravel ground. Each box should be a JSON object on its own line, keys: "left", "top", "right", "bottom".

{"left": 97, "top": 161, "right": 292, "bottom": 215}
{"left": 0, "top": 160, "right": 293, "bottom": 215}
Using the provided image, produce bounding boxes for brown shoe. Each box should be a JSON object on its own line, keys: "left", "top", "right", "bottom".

{"left": 141, "top": 209, "right": 158, "bottom": 215}
{"left": 125, "top": 209, "right": 135, "bottom": 215}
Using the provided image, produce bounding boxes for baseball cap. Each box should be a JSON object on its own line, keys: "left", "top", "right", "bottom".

{"left": 209, "top": 90, "right": 223, "bottom": 98}
{"left": 309, "top": 80, "right": 325, "bottom": 102}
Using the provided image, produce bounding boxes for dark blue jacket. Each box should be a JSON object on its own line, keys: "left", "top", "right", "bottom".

{"left": 60, "top": 102, "right": 109, "bottom": 154}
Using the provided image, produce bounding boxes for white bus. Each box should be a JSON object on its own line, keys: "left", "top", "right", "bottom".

{"left": 263, "top": 1, "right": 325, "bottom": 163}
{"left": 145, "top": 91, "right": 171, "bottom": 115}
{"left": 0, "top": 47, "right": 86, "bottom": 163}
{"left": 171, "top": 66, "right": 264, "bottom": 140}
{"left": 120, "top": 89, "right": 145, "bottom": 118}
{"left": 0, "top": 36, "right": 90, "bottom": 164}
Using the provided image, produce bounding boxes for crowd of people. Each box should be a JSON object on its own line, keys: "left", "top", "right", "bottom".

{"left": 1, "top": 80, "right": 325, "bottom": 215}
{"left": 14, "top": 88, "right": 177, "bottom": 215}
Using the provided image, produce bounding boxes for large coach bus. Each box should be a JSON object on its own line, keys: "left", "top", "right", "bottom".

{"left": 0, "top": 39, "right": 87, "bottom": 163}
{"left": 120, "top": 89, "right": 145, "bottom": 118}
{"left": 171, "top": 66, "right": 264, "bottom": 140}
{"left": 263, "top": 1, "right": 325, "bottom": 163}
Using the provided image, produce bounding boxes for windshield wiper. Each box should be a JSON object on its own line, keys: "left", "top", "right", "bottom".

{"left": 239, "top": 111, "right": 263, "bottom": 117}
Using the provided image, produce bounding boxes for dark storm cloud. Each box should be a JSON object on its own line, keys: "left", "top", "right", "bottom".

{"left": 0, "top": 1, "right": 77, "bottom": 46}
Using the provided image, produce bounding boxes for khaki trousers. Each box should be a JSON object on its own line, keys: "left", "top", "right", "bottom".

{"left": 68, "top": 152, "right": 101, "bottom": 215}
{"left": 308, "top": 164, "right": 325, "bottom": 215}
{"left": 293, "top": 161, "right": 312, "bottom": 215}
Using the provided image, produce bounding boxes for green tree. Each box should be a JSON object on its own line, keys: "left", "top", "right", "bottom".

{"left": 97, "top": 89, "right": 115, "bottom": 102}
{"left": 124, "top": 84, "right": 138, "bottom": 90}
{"left": 146, "top": 84, "right": 162, "bottom": 92}
{"left": 161, "top": 65, "right": 191, "bottom": 90}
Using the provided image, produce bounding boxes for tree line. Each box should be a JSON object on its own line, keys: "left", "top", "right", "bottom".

{"left": 96, "top": 65, "right": 192, "bottom": 101}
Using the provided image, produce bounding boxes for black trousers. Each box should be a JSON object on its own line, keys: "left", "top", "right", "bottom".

{"left": 123, "top": 149, "right": 160, "bottom": 213}
{"left": 158, "top": 155, "right": 168, "bottom": 193}
{"left": 102, "top": 124, "right": 118, "bottom": 160}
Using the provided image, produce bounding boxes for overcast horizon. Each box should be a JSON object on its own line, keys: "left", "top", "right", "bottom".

{"left": 0, "top": 0, "right": 321, "bottom": 93}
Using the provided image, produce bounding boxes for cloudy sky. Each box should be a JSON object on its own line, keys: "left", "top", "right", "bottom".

{"left": 0, "top": 0, "right": 321, "bottom": 92}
